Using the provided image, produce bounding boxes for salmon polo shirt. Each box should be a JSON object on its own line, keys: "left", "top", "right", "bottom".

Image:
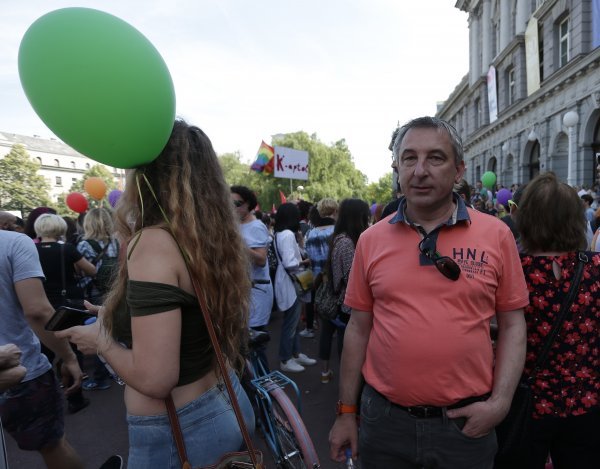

{"left": 344, "top": 196, "right": 529, "bottom": 406}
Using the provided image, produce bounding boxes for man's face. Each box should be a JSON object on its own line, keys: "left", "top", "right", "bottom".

{"left": 231, "top": 192, "right": 249, "bottom": 221}
{"left": 396, "top": 127, "right": 465, "bottom": 212}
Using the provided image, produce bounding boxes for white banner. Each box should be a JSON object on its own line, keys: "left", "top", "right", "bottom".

{"left": 525, "top": 17, "right": 540, "bottom": 96}
{"left": 273, "top": 146, "right": 309, "bottom": 180}
{"left": 487, "top": 65, "right": 498, "bottom": 123}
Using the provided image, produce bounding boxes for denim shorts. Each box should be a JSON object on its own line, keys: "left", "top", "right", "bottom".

{"left": 0, "top": 369, "right": 64, "bottom": 451}
{"left": 126, "top": 371, "right": 255, "bottom": 468}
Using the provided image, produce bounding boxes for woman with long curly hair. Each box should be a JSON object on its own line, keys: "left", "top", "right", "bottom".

{"left": 56, "top": 120, "right": 255, "bottom": 467}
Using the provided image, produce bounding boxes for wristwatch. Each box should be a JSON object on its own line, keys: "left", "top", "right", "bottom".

{"left": 336, "top": 400, "right": 358, "bottom": 415}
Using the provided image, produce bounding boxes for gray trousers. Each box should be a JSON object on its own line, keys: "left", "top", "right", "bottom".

{"left": 359, "top": 384, "right": 497, "bottom": 469}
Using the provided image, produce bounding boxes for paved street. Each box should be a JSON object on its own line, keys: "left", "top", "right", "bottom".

{"left": 6, "top": 309, "right": 342, "bottom": 468}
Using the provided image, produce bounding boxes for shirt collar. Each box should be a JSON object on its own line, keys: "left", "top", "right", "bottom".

{"left": 389, "top": 192, "right": 471, "bottom": 227}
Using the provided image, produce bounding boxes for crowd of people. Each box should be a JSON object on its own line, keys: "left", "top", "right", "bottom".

{"left": 1, "top": 115, "right": 598, "bottom": 469}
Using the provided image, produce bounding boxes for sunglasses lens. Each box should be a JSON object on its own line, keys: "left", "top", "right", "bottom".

{"left": 436, "top": 257, "right": 461, "bottom": 281}
{"left": 233, "top": 200, "right": 243, "bottom": 207}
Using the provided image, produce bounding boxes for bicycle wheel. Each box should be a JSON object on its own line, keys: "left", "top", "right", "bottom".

{"left": 269, "top": 386, "right": 320, "bottom": 469}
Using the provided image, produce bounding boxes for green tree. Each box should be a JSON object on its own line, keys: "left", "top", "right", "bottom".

{"left": 219, "top": 132, "right": 372, "bottom": 210}
{"left": 266, "top": 132, "right": 368, "bottom": 206}
{"left": 0, "top": 144, "right": 51, "bottom": 216}
{"left": 55, "top": 164, "right": 118, "bottom": 212}
{"left": 366, "top": 172, "right": 395, "bottom": 204}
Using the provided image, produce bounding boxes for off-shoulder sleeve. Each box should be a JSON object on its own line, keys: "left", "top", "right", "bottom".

{"left": 126, "top": 280, "right": 198, "bottom": 316}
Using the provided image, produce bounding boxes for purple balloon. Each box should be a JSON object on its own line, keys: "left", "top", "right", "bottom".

{"left": 496, "top": 188, "right": 512, "bottom": 207}
{"left": 108, "top": 189, "right": 123, "bottom": 208}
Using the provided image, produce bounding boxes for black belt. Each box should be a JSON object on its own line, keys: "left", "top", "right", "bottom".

{"left": 252, "top": 279, "right": 271, "bottom": 285}
{"left": 371, "top": 386, "right": 490, "bottom": 418}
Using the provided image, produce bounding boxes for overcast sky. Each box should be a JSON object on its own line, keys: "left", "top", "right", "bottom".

{"left": 0, "top": 0, "right": 469, "bottom": 182}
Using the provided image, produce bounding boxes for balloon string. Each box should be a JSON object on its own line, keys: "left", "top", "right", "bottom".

{"left": 127, "top": 174, "right": 145, "bottom": 260}
{"left": 128, "top": 173, "right": 191, "bottom": 265}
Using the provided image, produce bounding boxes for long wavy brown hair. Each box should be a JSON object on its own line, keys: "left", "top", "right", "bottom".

{"left": 103, "top": 120, "right": 250, "bottom": 371}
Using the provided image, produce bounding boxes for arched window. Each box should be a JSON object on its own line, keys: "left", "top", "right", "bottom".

{"left": 54, "top": 159, "right": 59, "bottom": 167}
{"left": 85, "top": 163, "right": 90, "bottom": 169}
{"left": 529, "top": 141, "right": 540, "bottom": 180}
{"left": 70, "top": 161, "right": 76, "bottom": 169}
{"left": 35, "top": 157, "right": 42, "bottom": 165}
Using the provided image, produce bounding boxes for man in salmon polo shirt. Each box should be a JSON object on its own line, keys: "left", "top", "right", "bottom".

{"left": 329, "top": 116, "right": 529, "bottom": 469}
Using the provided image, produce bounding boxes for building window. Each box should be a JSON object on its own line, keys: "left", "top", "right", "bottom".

{"left": 35, "top": 157, "right": 42, "bottom": 165}
{"left": 474, "top": 98, "right": 481, "bottom": 130}
{"left": 55, "top": 176, "right": 62, "bottom": 186}
{"left": 507, "top": 67, "right": 516, "bottom": 106}
{"left": 72, "top": 178, "right": 77, "bottom": 184}
{"left": 70, "top": 161, "right": 76, "bottom": 169}
{"left": 559, "top": 17, "right": 570, "bottom": 68}
{"left": 530, "top": 142, "right": 540, "bottom": 180}
{"left": 85, "top": 163, "right": 90, "bottom": 169}
{"left": 54, "top": 159, "right": 60, "bottom": 167}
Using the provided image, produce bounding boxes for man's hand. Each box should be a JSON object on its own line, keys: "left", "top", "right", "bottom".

{"left": 0, "top": 365, "right": 27, "bottom": 391}
{"left": 60, "top": 356, "right": 84, "bottom": 395}
{"left": 329, "top": 414, "right": 359, "bottom": 462}
{"left": 446, "top": 397, "right": 510, "bottom": 438}
{"left": 0, "top": 343, "right": 22, "bottom": 369}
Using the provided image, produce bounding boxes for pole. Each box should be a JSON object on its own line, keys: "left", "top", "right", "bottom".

{"left": 567, "top": 126, "right": 574, "bottom": 187}
{"left": 289, "top": 178, "right": 293, "bottom": 196}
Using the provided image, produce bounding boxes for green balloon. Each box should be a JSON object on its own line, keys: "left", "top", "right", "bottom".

{"left": 18, "top": 8, "right": 175, "bottom": 168}
{"left": 481, "top": 171, "right": 496, "bottom": 189}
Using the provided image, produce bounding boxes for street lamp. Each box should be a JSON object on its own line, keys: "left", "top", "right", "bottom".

{"left": 563, "top": 110, "right": 579, "bottom": 186}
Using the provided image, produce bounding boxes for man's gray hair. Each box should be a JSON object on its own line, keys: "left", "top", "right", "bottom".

{"left": 392, "top": 116, "right": 464, "bottom": 165}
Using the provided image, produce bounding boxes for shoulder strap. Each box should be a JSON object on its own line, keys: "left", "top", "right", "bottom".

{"left": 60, "top": 243, "right": 66, "bottom": 298}
{"left": 528, "top": 252, "right": 588, "bottom": 379}
{"left": 88, "top": 239, "right": 111, "bottom": 265}
{"left": 274, "top": 232, "right": 298, "bottom": 283}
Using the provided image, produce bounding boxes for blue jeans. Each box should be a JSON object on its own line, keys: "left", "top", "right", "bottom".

{"left": 359, "top": 384, "right": 497, "bottom": 469}
{"left": 279, "top": 299, "right": 301, "bottom": 362}
{"left": 126, "top": 371, "right": 255, "bottom": 468}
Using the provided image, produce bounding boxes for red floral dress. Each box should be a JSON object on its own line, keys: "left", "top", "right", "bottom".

{"left": 520, "top": 252, "right": 600, "bottom": 419}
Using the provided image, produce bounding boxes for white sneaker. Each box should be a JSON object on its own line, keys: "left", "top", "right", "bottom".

{"left": 298, "top": 328, "right": 315, "bottom": 338}
{"left": 294, "top": 353, "right": 317, "bottom": 366}
{"left": 280, "top": 360, "right": 305, "bottom": 373}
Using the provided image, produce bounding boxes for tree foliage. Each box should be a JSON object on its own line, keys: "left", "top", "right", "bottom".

{"left": 365, "top": 172, "right": 395, "bottom": 205}
{"left": 219, "top": 132, "right": 380, "bottom": 210}
{"left": 53, "top": 164, "right": 119, "bottom": 214}
{"left": 0, "top": 144, "right": 51, "bottom": 216}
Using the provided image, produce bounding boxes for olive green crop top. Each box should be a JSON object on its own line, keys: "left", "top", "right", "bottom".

{"left": 111, "top": 279, "right": 214, "bottom": 386}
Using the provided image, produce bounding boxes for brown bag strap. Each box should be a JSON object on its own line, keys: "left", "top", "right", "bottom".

{"left": 164, "top": 277, "right": 261, "bottom": 468}
{"left": 165, "top": 394, "right": 192, "bottom": 469}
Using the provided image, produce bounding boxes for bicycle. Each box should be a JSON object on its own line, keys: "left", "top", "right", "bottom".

{"left": 243, "top": 329, "right": 321, "bottom": 469}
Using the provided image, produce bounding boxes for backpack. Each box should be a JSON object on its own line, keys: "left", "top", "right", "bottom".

{"left": 314, "top": 272, "right": 341, "bottom": 321}
{"left": 87, "top": 239, "right": 119, "bottom": 295}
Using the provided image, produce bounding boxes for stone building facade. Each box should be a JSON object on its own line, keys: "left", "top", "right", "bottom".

{"left": 0, "top": 131, "right": 124, "bottom": 201}
{"left": 436, "top": 0, "right": 600, "bottom": 188}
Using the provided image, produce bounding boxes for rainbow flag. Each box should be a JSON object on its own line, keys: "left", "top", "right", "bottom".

{"left": 250, "top": 141, "right": 275, "bottom": 174}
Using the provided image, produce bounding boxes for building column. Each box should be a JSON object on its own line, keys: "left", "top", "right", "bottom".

{"left": 470, "top": 13, "right": 481, "bottom": 85}
{"left": 500, "top": 0, "right": 511, "bottom": 49}
{"left": 481, "top": 0, "right": 492, "bottom": 75}
{"left": 515, "top": 0, "right": 529, "bottom": 35}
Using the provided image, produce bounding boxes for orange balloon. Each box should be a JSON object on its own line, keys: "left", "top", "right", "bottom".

{"left": 84, "top": 177, "right": 107, "bottom": 200}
